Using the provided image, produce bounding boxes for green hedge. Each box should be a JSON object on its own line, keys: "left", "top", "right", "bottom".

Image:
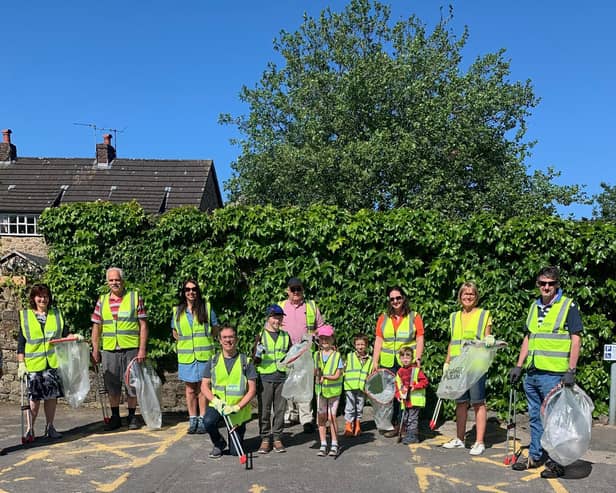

{"left": 39, "top": 202, "right": 616, "bottom": 416}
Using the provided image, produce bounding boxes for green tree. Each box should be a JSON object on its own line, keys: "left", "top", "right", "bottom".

{"left": 221, "top": 0, "right": 582, "bottom": 217}
{"left": 593, "top": 182, "right": 616, "bottom": 220}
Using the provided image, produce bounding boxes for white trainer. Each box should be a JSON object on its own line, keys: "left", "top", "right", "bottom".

{"left": 469, "top": 442, "right": 485, "bottom": 455}
{"left": 443, "top": 438, "right": 465, "bottom": 449}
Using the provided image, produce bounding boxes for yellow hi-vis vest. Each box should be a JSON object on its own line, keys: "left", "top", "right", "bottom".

{"left": 449, "top": 309, "right": 490, "bottom": 358}
{"left": 343, "top": 352, "right": 373, "bottom": 391}
{"left": 314, "top": 350, "right": 343, "bottom": 398}
{"left": 256, "top": 329, "right": 290, "bottom": 375}
{"left": 100, "top": 291, "right": 140, "bottom": 350}
{"left": 525, "top": 297, "right": 573, "bottom": 373}
{"left": 173, "top": 304, "right": 215, "bottom": 364}
{"left": 278, "top": 300, "right": 317, "bottom": 332}
{"left": 395, "top": 367, "right": 426, "bottom": 408}
{"left": 210, "top": 352, "right": 252, "bottom": 426}
{"left": 379, "top": 312, "right": 416, "bottom": 367}
{"left": 20, "top": 309, "right": 64, "bottom": 372}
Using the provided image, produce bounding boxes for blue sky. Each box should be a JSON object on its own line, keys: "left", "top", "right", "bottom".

{"left": 3, "top": 1, "right": 615, "bottom": 217}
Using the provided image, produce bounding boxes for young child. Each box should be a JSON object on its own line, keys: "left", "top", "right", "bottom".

{"left": 314, "top": 324, "right": 344, "bottom": 457}
{"left": 343, "top": 334, "right": 373, "bottom": 436}
{"left": 395, "top": 345, "right": 429, "bottom": 444}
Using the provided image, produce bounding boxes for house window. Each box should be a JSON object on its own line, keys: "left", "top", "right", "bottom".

{"left": 0, "top": 214, "right": 40, "bottom": 236}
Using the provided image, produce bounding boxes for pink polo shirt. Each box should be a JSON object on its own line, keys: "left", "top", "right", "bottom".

{"left": 280, "top": 299, "right": 325, "bottom": 344}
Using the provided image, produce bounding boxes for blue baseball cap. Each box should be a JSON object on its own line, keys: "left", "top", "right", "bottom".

{"left": 266, "top": 304, "right": 285, "bottom": 317}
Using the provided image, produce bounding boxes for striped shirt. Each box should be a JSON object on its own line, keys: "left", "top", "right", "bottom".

{"left": 91, "top": 292, "right": 147, "bottom": 325}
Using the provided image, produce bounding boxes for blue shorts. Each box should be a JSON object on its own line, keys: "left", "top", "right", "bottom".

{"left": 456, "top": 374, "right": 486, "bottom": 405}
{"left": 178, "top": 360, "right": 208, "bottom": 383}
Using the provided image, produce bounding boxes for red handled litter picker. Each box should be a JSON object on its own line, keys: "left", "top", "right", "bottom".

{"left": 222, "top": 413, "right": 251, "bottom": 469}
{"left": 503, "top": 387, "right": 520, "bottom": 465}
{"left": 20, "top": 375, "right": 34, "bottom": 445}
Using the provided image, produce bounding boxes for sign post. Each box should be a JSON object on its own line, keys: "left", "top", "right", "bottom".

{"left": 604, "top": 344, "right": 616, "bottom": 426}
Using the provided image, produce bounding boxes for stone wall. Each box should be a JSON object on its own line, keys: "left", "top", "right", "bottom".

{"left": 0, "top": 236, "right": 48, "bottom": 257}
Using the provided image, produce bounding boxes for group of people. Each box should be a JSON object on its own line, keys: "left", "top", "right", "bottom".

{"left": 10, "top": 265, "right": 582, "bottom": 479}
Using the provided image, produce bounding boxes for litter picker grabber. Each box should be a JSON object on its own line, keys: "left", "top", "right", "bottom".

{"left": 503, "top": 387, "right": 520, "bottom": 465}
{"left": 92, "top": 356, "right": 111, "bottom": 424}
{"left": 429, "top": 398, "right": 443, "bottom": 430}
{"left": 398, "top": 387, "right": 412, "bottom": 443}
{"left": 222, "top": 412, "right": 250, "bottom": 468}
{"left": 20, "top": 375, "right": 34, "bottom": 445}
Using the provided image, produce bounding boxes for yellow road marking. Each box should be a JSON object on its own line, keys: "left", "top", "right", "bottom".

{"left": 547, "top": 478, "right": 569, "bottom": 493}
{"left": 13, "top": 477, "right": 35, "bottom": 481}
{"left": 415, "top": 466, "right": 472, "bottom": 492}
{"left": 65, "top": 468, "right": 82, "bottom": 475}
{"left": 249, "top": 485, "right": 268, "bottom": 493}
{"left": 91, "top": 472, "right": 130, "bottom": 492}
{"left": 472, "top": 456, "right": 508, "bottom": 467}
{"left": 477, "top": 482, "right": 510, "bottom": 493}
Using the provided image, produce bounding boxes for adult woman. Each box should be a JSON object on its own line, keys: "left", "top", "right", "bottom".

{"left": 171, "top": 279, "right": 218, "bottom": 434}
{"left": 17, "top": 284, "right": 69, "bottom": 439}
{"left": 442, "top": 281, "right": 494, "bottom": 456}
{"left": 372, "top": 286, "right": 425, "bottom": 437}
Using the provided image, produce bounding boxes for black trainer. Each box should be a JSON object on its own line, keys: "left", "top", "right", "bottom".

{"left": 104, "top": 415, "right": 122, "bottom": 431}
{"left": 127, "top": 415, "right": 140, "bottom": 430}
{"left": 541, "top": 460, "right": 565, "bottom": 479}
{"left": 512, "top": 455, "right": 545, "bottom": 471}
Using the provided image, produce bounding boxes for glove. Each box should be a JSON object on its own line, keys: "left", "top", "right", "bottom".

{"left": 18, "top": 362, "right": 28, "bottom": 380}
{"left": 222, "top": 404, "right": 241, "bottom": 416}
{"left": 484, "top": 335, "right": 495, "bottom": 348}
{"left": 562, "top": 369, "right": 576, "bottom": 387}
{"left": 211, "top": 397, "right": 225, "bottom": 413}
{"left": 509, "top": 366, "right": 522, "bottom": 384}
{"left": 442, "top": 362, "right": 450, "bottom": 375}
{"left": 73, "top": 334, "right": 85, "bottom": 342}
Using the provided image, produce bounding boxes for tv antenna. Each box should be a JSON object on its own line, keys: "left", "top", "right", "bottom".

{"left": 73, "top": 123, "right": 127, "bottom": 153}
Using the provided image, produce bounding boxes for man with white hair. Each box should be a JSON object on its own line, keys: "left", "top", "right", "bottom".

{"left": 91, "top": 267, "right": 148, "bottom": 431}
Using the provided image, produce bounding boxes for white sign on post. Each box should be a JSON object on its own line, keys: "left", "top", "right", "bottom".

{"left": 604, "top": 344, "right": 616, "bottom": 361}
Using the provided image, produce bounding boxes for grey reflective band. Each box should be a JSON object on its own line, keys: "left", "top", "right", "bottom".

{"left": 532, "top": 350, "right": 571, "bottom": 358}
{"left": 530, "top": 333, "right": 570, "bottom": 340}
{"left": 551, "top": 298, "right": 572, "bottom": 333}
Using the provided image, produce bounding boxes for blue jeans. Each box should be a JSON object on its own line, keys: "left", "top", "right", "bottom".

{"left": 524, "top": 372, "right": 561, "bottom": 461}
{"left": 202, "top": 406, "right": 246, "bottom": 455}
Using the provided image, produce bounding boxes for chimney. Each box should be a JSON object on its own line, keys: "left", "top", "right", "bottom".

{"left": 0, "top": 128, "right": 17, "bottom": 162}
{"left": 96, "top": 133, "right": 116, "bottom": 166}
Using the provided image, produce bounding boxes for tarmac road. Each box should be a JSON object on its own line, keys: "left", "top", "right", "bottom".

{"left": 1, "top": 402, "right": 615, "bottom": 493}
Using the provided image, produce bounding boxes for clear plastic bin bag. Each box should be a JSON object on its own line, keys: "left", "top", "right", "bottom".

{"left": 281, "top": 345, "right": 314, "bottom": 403}
{"left": 127, "top": 360, "right": 162, "bottom": 429}
{"left": 365, "top": 369, "right": 396, "bottom": 431}
{"left": 540, "top": 384, "right": 594, "bottom": 466}
{"left": 436, "top": 340, "right": 506, "bottom": 400}
{"left": 54, "top": 340, "right": 91, "bottom": 408}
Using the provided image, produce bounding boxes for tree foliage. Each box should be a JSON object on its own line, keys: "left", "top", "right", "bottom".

{"left": 221, "top": 0, "right": 583, "bottom": 217}
{"left": 593, "top": 182, "right": 616, "bottom": 220}
{"left": 39, "top": 202, "right": 616, "bottom": 417}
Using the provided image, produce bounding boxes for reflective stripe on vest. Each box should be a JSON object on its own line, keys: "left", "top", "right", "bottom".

{"left": 449, "top": 309, "right": 489, "bottom": 358}
{"left": 315, "top": 351, "right": 343, "bottom": 398}
{"left": 210, "top": 353, "right": 251, "bottom": 426}
{"left": 257, "top": 329, "right": 290, "bottom": 374}
{"left": 174, "top": 304, "right": 215, "bottom": 364}
{"left": 100, "top": 291, "right": 140, "bottom": 350}
{"left": 343, "top": 352, "right": 373, "bottom": 391}
{"left": 525, "top": 297, "right": 573, "bottom": 373}
{"left": 395, "top": 368, "right": 426, "bottom": 408}
{"left": 21, "top": 309, "right": 63, "bottom": 372}
{"left": 380, "top": 312, "right": 416, "bottom": 367}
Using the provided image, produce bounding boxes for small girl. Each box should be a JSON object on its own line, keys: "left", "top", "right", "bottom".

{"left": 314, "top": 324, "right": 344, "bottom": 457}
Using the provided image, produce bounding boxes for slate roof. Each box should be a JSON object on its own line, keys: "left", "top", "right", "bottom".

{"left": 0, "top": 156, "right": 223, "bottom": 214}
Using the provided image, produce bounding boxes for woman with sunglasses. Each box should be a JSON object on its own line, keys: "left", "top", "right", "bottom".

{"left": 172, "top": 279, "right": 218, "bottom": 434}
{"left": 372, "top": 286, "right": 424, "bottom": 437}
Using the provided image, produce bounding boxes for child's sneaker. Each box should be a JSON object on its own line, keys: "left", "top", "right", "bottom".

{"left": 317, "top": 444, "right": 327, "bottom": 456}
{"left": 187, "top": 417, "right": 198, "bottom": 434}
{"left": 402, "top": 434, "right": 419, "bottom": 445}
{"left": 353, "top": 419, "right": 361, "bottom": 436}
{"left": 443, "top": 437, "right": 465, "bottom": 449}
{"left": 344, "top": 421, "right": 354, "bottom": 437}
{"left": 469, "top": 442, "right": 485, "bottom": 456}
{"left": 328, "top": 444, "right": 339, "bottom": 457}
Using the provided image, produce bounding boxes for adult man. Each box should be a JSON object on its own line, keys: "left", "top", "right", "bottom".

{"left": 91, "top": 267, "right": 148, "bottom": 431}
{"left": 509, "top": 266, "right": 582, "bottom": 479}
{"left": 278, "top": 277, "right": 325, "bottom": 433}
{"left": 201, "top": 326, "right": 257, "bottom": 459}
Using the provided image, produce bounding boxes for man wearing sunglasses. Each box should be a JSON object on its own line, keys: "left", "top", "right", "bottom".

{"left": 278, "top": 277, "right": 325, "bottom": 433}
{"left": 509, "top": 266, "right": 582, "bottom": 478}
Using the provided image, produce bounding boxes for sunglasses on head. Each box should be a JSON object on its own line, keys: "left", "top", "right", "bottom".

{"left": 389, "top": 296, "right": 403, "bottom": 302}
{"left": 290, "top": 286, "right": 303, "bottom": 293}
{"left": 537, "top": 280, "right": 558, "bottom": 287}
{"left": 184, "top": 287, "right": 198, "bottom": 293}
